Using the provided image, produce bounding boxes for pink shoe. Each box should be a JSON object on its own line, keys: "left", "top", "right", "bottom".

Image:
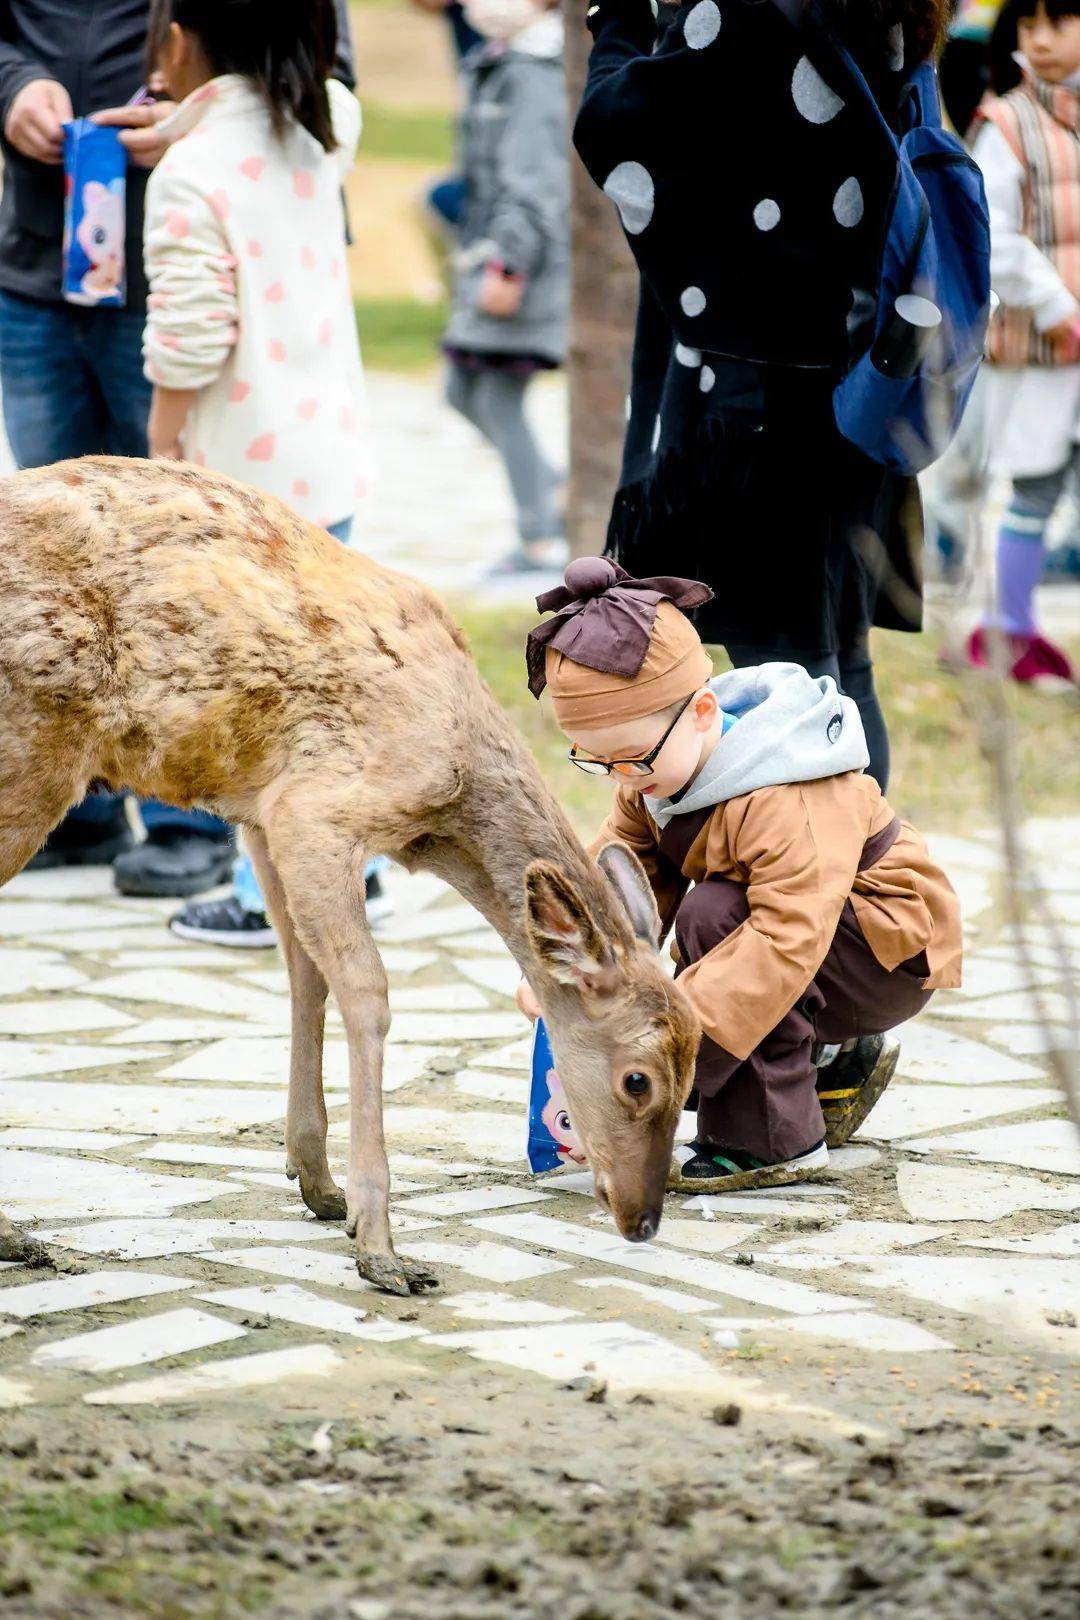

{"left": 1008, "top": 633, "right": 1078, "bottom": 689}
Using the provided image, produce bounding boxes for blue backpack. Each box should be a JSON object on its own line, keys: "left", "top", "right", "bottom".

{"left": 809, "top": 8, "right": 992, "bottom": 475}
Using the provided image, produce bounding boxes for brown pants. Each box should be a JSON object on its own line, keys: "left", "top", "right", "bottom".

{"left": 674, "top": 881, "right": 933, "bottom": 1162}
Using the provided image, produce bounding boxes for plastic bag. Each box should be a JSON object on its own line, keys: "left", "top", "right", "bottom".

{"left": 62, "top": 119, "right": 127, "bottom": 307}
{"left": 527, "top": 1017, "right": 586, "bottom": 1173}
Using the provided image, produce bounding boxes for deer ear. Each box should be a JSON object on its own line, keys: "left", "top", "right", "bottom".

{"left": 525, "top": 861, "right": 614, "bottom": 993}
{"left": 597, "top": 842, "right": 661, "bottom": 947}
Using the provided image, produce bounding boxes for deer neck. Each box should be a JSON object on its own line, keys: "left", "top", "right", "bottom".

{"left": 415, "top": 726, "right": 615, "bottom": 974}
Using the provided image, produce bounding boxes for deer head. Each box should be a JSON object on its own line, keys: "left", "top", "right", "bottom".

{"left": 524, "top": 842, "right": 700, "bottom": 1242}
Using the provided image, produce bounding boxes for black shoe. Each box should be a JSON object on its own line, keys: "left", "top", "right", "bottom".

{"left": 671, "top": 1139, "right": 828, "bottom": 1191}
{"left": 364, "top": 868, "right": 393, "bottom": 923}
{"left": 113, "top": 830, "right": 236, "bottom": 899}
{"left": 170, "top": 894, "right": 276, "bottom": 948}
{"left": 27, "top": 814, "right": 134, "bottom": 870}
{"left": 816, "top": 1034, "right": 899, "bottom": 1148}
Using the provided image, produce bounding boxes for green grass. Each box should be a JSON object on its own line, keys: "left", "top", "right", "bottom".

{"left": 360, "top": 101, "right": 454, "bottom": 166}
{"left": 1, "top": 1489, "right": 177, "bottom": 1553}
{"left": 356, "top": 296, "right": 448, "bottom": 371}
{"left": 451, "top": 601, "right": 1080, "bottom": 840}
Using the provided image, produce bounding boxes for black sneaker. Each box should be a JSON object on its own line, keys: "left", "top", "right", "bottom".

{"left": 816, "top": 1033, "right": 900, "bottom": 1147}
{"left": 113, "top": 829, "right": 236, "bottom": 898}
{"left": 670, "top": 1138, "right": 828, "bottom": 1191}
{"left": 28, "top": 813, "right": 134, "bottom": 870}
{"left": 364, "top": 868, "right": 393, "bottom": 923}
{"left": 170, "top": 894, "right": 277, "bottom": 948}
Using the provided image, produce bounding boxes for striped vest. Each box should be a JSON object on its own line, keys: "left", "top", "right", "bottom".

{"left": 979, "top": 76, "right": 1080, "bottom": 367}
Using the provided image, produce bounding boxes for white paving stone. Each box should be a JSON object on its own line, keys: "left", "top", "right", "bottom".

{"left": 448, "top": 930, "right": 507, "bottom": 953}
{"left": 574, "top": 1276, "right": 720, "bottom": 1315}
{"left": 681, "top": 1191, "right": 848, "bottom": 1217}
{"left": 0, "top": 948, "right": 86, "bottom": 995}
{"left": 469, "top": 1039, "right": 532, "bottom": 1072}
{"left": 31, "top": 1307, "right": 247, "bottom": 1373}
{"left": 983, "top": 1023, "right": 1077, "bottom": 1056}
{"left": 398, "top": 1237, "right": 570, "bottom": 1283}
{"left": 363, "top": 1106, "right": 524, "bottom": 1164}
{"left": 949, "top": 958, "right": 1064, "bottom": 999}
{"left": 104, "top": 1018, "right": 282, "bottom": 1045}
{"left": 389, "top": 1154, "right": 486, "bottom": 1178}
{"left": 469, "top": 1214, "right": 870, "bottom": 1315}
{"left": 454, "top": 1070, "right": 527, "bottom": 1104}
{"left": 765, "top": 1220, "right": 944, "bottom": 1257}
{"left": 372, "top": 905, "right": 490, "bottom": 944}
{"left": 900, "top": 1118, "right": 1080, "bottom": 1176}
{"left": 33, "top": 1218, "right": 341, "bottom": 1260}
{"left": 0, "top": 1080, "right": 285, "bottom": 1135}
{"left": 850, "top": 1254, "right": 1080, "bottom": 1344}
{"left": 963, "top": 1223, "right": 1080, "bottom": 1256}
{"left": 0, "top": 1375, "right": 35, "bottom": 1407}
{"left": 654, "top": 1219, "right": 761, "bottom": 1254}
{"left": 0, "top": 999, "right": 136, "bottom": 1035}
{"left": 158, "top": 1037, "right": 439, "bottom": 1093}
{"left": 706, "top": 1311, "right": 955, "bottom": 1354}
{"left": 426, "top": 1320, "right": 720, "bottom": 1392}
{"left": 0, "top": 1044, "right": 160, "bottom": 1081}
{"left": 0, "top": 902, "right": 138, "bottom": 938}
{"left": 852, "top": 1083, "right": 1060, "bottom": 1141}
{"left": 387, "top": 1011, "right": 524, "bottom": 1044}
{"left": 894, "top": 1022, "right": 1045, "bottom": 1084}
{"left": 396, "top": 1185, "right": 552, "bottom": 1217}
{"left": 0, "top": 1129, "right": 146, "bottom": 1151}
{"left": 389, "top": 985, "right": 489, "bottom": 1012}
{"left": 895, "top": 1161, "right": 1080, "bottom": 1222}
{"left": 441, "top": 1290, "right": 579, "bottom": 1324}
{"left": 82, "top": 970, "right": 290, "bottom": 1024}
{"left": 981, "top": 942, "right": 1076, "bottom": 973}
{"left": 934, "top": 989, "right": 1076, "bottom": 1024}
{"left": 198, "top": 1282, "right": 425, "bottom": 1340}
{"left": 201, "top": 1246, "right": 374, "bottom": 1291}
{"left": 0, "top": 1268, "right": 193, "bottom": 1319}
{"left": 823, "top": 1146, "right": 883, "bottom": 1172}
{"left": 455, "top": 957, "right": 522, "bottom": 999}
{"left": 3, "top": 866, "right": 120, "bottom": 900}
{"left": 35, "top": 927, "right": 183, "bottom": 953}
{"left": 85, "top": 1343, "right": 343, "bottom": 1405}
{"left": 108, "top": 949, "right": 248, "bottom": 970}
{"left": 137, "top": 1143, "right": 303, "bottom": 1171}
{"left": 0, "top": 1151, "right": 232, "bottom": 1220}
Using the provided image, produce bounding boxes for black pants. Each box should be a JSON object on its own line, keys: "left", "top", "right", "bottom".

{"left": 724, "top": 637, "right": 890, "bottom": 792}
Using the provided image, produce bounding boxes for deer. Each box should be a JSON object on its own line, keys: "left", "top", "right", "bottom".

{"left": 0, "top": 458, "right": 701, "bottom": 1291}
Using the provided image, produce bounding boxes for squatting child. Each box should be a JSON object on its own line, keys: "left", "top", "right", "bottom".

{"left": 518, "top": 560, "right": 962, "bottom": 1189}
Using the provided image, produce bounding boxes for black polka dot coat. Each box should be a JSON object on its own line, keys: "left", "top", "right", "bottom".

{"left": 574, "top": 0, "right": 924, "bottom": 654}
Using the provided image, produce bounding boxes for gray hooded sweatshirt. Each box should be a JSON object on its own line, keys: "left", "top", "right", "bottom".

{"left": 644, "top": 662, "right": 870, "bottom": 831}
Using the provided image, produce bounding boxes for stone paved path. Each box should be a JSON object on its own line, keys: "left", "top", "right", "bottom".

{"left": 1, "top": 825, "right": 1078, "bottom": 1418}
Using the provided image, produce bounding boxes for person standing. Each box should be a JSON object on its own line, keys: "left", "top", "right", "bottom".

{"left": 572, "top": 0, "right": 954, "bottom": 791}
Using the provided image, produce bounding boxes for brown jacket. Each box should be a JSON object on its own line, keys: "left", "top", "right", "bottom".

{"left": 590, "top": 771, "right": 962, "bottom": 1063}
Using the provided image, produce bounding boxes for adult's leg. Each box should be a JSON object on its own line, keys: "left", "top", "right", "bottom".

{"left": 0, "top": 292, "right": 129, "bottom": 834}
{"left": 674, "top": 879, "right": 826, "bottom": 1162}
{"left": 467, "top": 368, "right": 562, "bottom": 542}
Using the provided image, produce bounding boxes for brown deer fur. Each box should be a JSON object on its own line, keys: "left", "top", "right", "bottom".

{"left": 0, "top": 459, "right": 700, "bottom": 1291}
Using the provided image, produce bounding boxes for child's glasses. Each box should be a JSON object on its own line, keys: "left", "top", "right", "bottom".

{"left": 568, "top": 695, "right": 694, "bottom": 777}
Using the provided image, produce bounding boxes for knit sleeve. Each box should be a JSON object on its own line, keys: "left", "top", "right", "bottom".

{"left": 328, "top": 75, "right": 362, "bottom": 183}
{"left": 142, "top": 164, "right": 238, "bottom": 391}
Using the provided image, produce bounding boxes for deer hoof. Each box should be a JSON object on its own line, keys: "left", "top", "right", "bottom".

{"left": 300, "top": 1184, "right": 347, "bottom": 1222}
{"left": 356, "top": 1250, "right": 412, "bottom": 1296}
{"left": 402, "top": 1260, "right": 439, "bottom": 1293}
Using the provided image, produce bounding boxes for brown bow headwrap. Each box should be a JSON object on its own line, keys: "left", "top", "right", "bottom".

{"left": 526, "top": 558, "right": 715, "bottom": 730}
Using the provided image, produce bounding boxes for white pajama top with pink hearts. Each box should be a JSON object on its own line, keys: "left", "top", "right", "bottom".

{"left": 143, "top": 74, "right": 368, "bottom": 529}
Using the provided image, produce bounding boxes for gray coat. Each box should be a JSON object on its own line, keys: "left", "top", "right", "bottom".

{"left": 443, "top": 36, "right": 569, "bottom": 364}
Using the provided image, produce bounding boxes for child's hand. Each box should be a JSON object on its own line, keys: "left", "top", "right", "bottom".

{"left": 91, "top": 101, "right": 177, "bottom": 170}
{"left": 478, "top": 266, "right": 525, "bottom": 319}
{"left": 1045, "top": 316, "right": 1080, "bottom": 363}
{"left": 516, "top": 980, "right": 541, "bottom": 1023}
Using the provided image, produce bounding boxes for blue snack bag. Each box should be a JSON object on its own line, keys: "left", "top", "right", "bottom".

{"left": 62, "top": 119, "right": 127, "bottom": 307}
{"left": 527, "top": 1018, "right": 585, "bottom": 1173}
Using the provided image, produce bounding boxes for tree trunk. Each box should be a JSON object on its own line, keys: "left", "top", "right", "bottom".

{"left": 563, "top": 0, "right": 638, "bottom": 558}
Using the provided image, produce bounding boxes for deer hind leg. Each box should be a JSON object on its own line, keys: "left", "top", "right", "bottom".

{"left": 244, "top": 826, "right": 345, "bottom": 1222}
{"left": 0, "top": 710, "right": 91, "bottom": 888}
{"left": 259, "top": 800, "right": 437, "bottom": 1297}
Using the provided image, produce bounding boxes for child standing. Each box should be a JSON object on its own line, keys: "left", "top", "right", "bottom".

{"left": 442, "top": 0, "right": 569, "bottom": 575}
{"left": 518, "top": 560, "right": 962, "bottom": 1189}
{"left": 966, "top": 0, "right": 1080, "bottom": 684}
{"left": 140, "top": 0, "right": 388, "bottom": 942}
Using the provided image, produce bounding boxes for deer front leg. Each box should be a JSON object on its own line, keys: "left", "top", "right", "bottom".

{"left": 245, "top": 827, "right": 344, "bottom": 1221}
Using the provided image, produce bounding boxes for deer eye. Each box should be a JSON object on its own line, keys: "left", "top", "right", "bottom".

{"left": 623, "top": 1072, "right": 650, "bottom": 1098}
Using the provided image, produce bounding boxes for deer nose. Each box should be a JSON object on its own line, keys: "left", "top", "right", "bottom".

{"left": 627, "top": 1210, "right": 659, "bottom": 1244}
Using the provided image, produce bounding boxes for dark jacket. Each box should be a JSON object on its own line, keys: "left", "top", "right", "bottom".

{"left": 0, "top": 0, "right": 355, "bottom": 311}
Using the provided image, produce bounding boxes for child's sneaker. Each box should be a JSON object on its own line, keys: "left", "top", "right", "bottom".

{"left": 1008, "top": 633, "right": 1077, "bottom": 689}
{"left": 169, "top": 895, "right": 276, "bottom": 948}
{"left": 816, "top": 1033, "right": 899, "bottom": 1146}
{"left": 669, "top": 1138, "right": 828, "bottom": 1191}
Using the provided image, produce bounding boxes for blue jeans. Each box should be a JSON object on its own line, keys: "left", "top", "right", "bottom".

{"left": 232, "top": 515, "right": 366, "bottom": 910}
{"left": 0, "top": 288, "right": 229, "bottom": 838}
